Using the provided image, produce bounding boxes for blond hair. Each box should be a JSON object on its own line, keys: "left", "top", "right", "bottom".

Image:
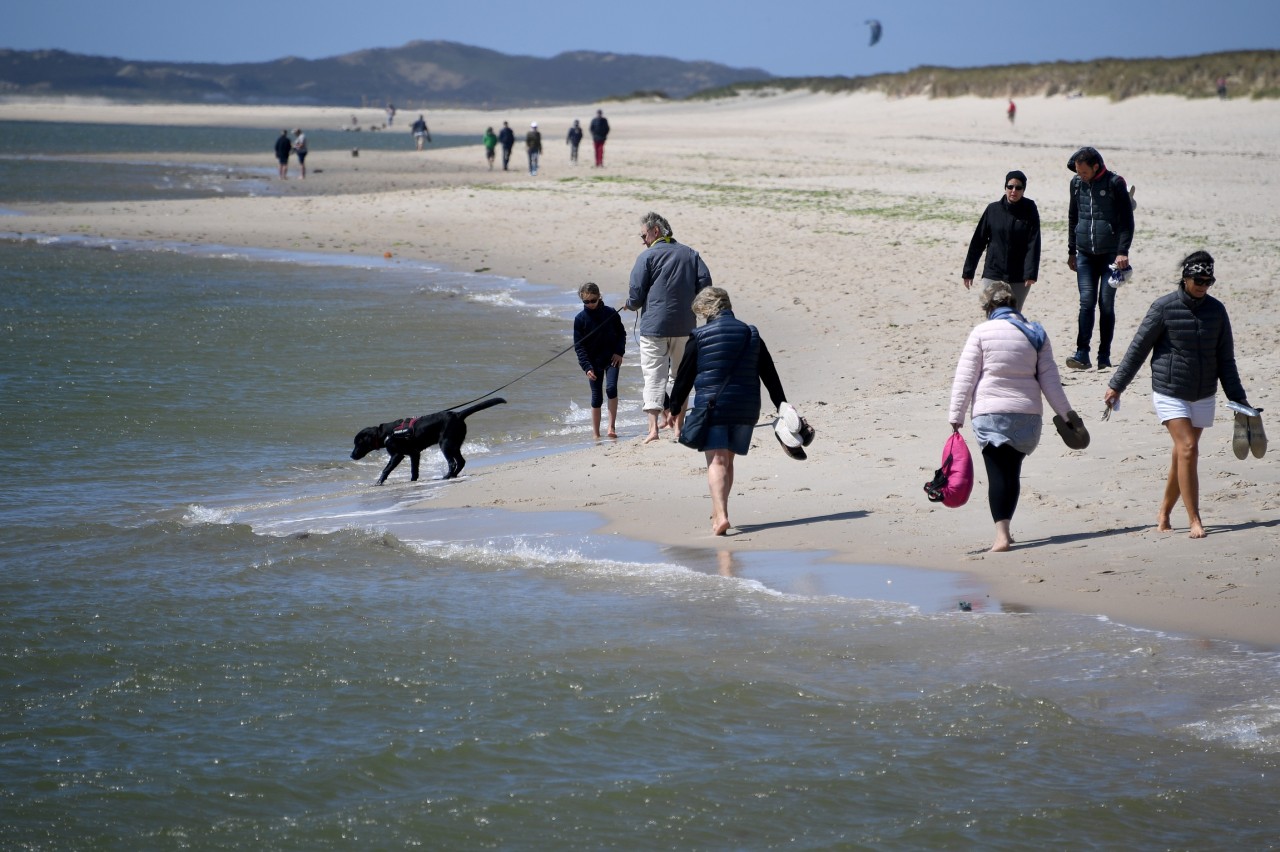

{"left": 692, "top": 287, "right": 732, "bottom": 320}
{"left": 980, "top": 281, "right": 1018, "bottom": 315}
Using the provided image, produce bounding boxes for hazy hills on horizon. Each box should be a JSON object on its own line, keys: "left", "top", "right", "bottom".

{"left": 0, "top": 40, "right": 774, "bottom": 109}
{"left": 1, "top": 41, "right": 1276, "bottom": 109}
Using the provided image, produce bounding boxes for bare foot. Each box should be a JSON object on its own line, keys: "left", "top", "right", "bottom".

{"left": 642, "top": 432, "right": 660, "bottom": 444}
{"left": 592, "top": 432, "right": 601, "bottom": 440}
{"left": 712, "top": 519, "right": 731, "bottom": 536}
{"left": 1157, "top": 512, "right": 1174, "bottom": 532}
{"left": 1189, "top": 519, "right": 1207, "bottom": 539}
{"left": 990, "top": 520, "right": 1012, "bottom": 552}
{"left": 607, "top": 429, "right": 617, "bottom": 439}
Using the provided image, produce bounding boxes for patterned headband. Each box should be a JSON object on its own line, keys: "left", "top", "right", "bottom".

{"left": 1183, "top": 261, "right": 1214, "bottom": 278}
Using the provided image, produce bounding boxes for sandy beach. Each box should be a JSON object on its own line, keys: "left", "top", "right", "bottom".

{"left": 4, "top": 92, "right": 1278, "bottom": 646}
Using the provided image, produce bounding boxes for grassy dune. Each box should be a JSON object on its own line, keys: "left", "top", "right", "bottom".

{"left": 684, "top": 50, "right": 1280, "bottom": 101}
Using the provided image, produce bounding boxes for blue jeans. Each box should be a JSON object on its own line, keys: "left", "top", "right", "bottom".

{"left": 587, "top": 363, "right": 619, "bottom": 409}
{"left": 528, "top": 150, "right": 540, "bottom": 175}
{"left": 1075, "top": 251, "right": 1118, "bottom": 360}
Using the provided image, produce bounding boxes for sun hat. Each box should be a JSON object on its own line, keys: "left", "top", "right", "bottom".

{"left": 773, "top": 402, "right": 814, "bottom": 460}
{"left": 768, "top": 404, "right": 808, "bottom": 457}
{"left": 774, "top": 419, "right": 807, "bottom": 460}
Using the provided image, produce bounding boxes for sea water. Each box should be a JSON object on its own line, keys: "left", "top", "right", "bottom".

{"left": 0, "top": 119, "right": 474, "bottom": 205}
{"left": 2, "top": 127, "right": 1280, "bottom": 849}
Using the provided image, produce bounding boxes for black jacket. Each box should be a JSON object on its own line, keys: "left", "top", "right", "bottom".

{"left": 963, "top": 196, "right": 1041, "bottom": 283}
{"left": 497, "top": 127, "right": 515, "bottom": 148}
{"left": 573, "top": 304, "right": 626, "bottom": 371}
{"left": 1069, "top": 168, "right": 1134, "bottom": 257}
{"left": 667, "top": 311, "right": 785, "bottom": 425}
{"left": 1109, "top": 286, "right": 1246, "bottom": 403}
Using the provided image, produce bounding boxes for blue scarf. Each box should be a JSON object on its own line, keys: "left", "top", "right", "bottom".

{"left": 990, "top": 306, "right": 1046, "bottom": 351}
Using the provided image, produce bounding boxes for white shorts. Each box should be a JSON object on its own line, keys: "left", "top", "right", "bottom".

{"left": 638, "top": 335, "right": 688, "bottom": 411}
{"left": 1152, "top": 392, "right": 1215, "bottom": 428}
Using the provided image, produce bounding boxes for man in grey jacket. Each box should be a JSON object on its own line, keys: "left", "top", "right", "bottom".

{"left": 624, "top": 212, "right": 712, "bottom": 443}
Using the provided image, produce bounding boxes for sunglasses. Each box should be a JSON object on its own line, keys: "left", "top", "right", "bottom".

{"left": 1005, "top": 183, "right": 1025, "bottom": 190}
{"left": 1190, "top": 276, "right": 1215, "bottom": 287}
{"left": 583, "top": 298, "right": 600, "bottom": 304}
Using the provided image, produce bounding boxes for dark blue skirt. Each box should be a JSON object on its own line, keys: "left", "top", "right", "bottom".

{"left": 700, "top": 423, "right": 755, "bottom": 455}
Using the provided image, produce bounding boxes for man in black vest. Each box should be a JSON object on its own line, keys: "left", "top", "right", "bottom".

{"left": 1066, "top": 146, "right": 1135, "bottom": 371}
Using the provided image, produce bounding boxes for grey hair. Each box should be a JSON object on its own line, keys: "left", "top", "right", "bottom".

{"left": 640, "top": 211, "right": 673, "bottom": 238}
{"left": 980, "top": 281, "right": 1018, "bottom": 315}
{"left": 692, "top": 286, "right": 732, "bottom": 320}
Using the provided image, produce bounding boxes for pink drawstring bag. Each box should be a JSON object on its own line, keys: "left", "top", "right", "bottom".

{"left": 923, "top": 432, "right": 974, "bottom": 508}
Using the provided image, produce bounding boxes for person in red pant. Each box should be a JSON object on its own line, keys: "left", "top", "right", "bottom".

{"left": 589, "top": 109, "right": 610, "bottom": 167}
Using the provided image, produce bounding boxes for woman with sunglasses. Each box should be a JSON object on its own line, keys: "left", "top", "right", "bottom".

{"left": 1104, "top": 251, "right": 1254, "bottom": 538}
{"left": 962, "top": 170, "right": 1041, "bottom": 311}
{"left": 574, "top": 282, "right": 627, "bottom": 439}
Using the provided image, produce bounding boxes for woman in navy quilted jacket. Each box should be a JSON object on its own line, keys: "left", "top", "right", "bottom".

{"left": 667, "top": 287, "right": 787, "bottom": 536}
{"left": 1105, "top": 251, "right": 1254, "bottom": 539}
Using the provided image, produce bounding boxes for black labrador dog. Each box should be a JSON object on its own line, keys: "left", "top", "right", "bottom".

{"left": 351, "top": 398, "right": 506, "bottom": 484}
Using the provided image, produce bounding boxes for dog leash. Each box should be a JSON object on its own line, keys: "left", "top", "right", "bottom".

{"left": 445, "top": 310, "right": 616, "bottom": 411}
{"left": 629, "top": 307, "right": 642, "bottom": 351}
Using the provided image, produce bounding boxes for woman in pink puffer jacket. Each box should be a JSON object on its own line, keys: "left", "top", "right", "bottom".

{"left": 950, "top": 282, "right": 1079, "bottom": 552}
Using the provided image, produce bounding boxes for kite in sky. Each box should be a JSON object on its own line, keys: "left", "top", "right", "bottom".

{"left": 866, "top": 19, "right": 882, "bottom": 46}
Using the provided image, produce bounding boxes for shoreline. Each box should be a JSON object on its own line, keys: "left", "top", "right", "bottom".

{"left": 0, "top": 228, "right": 1000, "bottom": 617}
{"left": 4, "top": 93, "right": 1278, "bottom": 647}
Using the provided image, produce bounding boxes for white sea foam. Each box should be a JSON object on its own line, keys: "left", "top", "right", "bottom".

{"left": 1181, "top": 702, "right": 1280, "bottom": 753}
{"left": 396, "top": 534, "right": 930, "bottom": 617}
{"left": 468, "top": 290, "right": 529, "bottom": 308}
{"left": 406, "top": 535, "right": 726, "bottom": 587}
{"left": 182, "top": 504, "right": 234, "bottom": 525}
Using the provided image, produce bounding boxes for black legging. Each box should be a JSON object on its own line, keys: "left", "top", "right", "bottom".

{"left": 982, "top": 442, "right": 1026, "bottom": 523}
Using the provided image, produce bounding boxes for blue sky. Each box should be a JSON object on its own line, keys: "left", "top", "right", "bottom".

{"left": 6, "top": 0, "right": 1276, "bottom": 78}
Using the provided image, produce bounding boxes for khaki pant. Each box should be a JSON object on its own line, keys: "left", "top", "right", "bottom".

{"left": 638, "top": 335, "right": 688, "bottom": 412}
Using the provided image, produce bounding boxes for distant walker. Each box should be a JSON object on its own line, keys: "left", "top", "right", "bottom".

{"left": 590, "top": 109, "right": 610, "bottom": 168}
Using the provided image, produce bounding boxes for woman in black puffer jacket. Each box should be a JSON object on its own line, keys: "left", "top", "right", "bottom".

{"left": 1105, "top": 251, "right": 1254, "bottom": 539}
